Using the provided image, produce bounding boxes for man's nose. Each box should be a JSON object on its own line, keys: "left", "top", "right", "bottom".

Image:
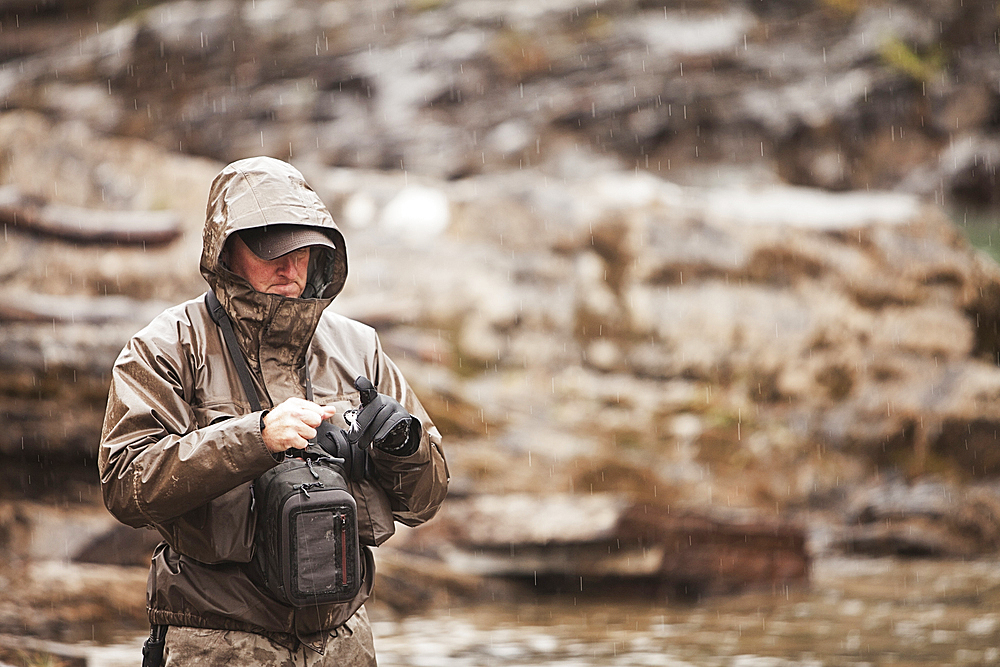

{"left": 276, "top": 255, "right": 300, "bottom": 276}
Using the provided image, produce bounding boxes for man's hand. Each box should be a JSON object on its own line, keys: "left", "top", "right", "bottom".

{"left": 261, "top": 397, "right": 337, "bottom": 454}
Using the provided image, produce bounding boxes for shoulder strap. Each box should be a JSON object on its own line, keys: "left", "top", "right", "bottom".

{"left": 205, "top": 291, "right": 262, "bottom": 412}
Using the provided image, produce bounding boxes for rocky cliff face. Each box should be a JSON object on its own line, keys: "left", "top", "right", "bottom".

{"left": 1, "top": 0, "right": 998, "bottom": 204}
{"left": 4, "top": 104, "right": 1000, "bottom": 533}
{"left": 2, "top": 0, "right": 1000, "bottom": 632}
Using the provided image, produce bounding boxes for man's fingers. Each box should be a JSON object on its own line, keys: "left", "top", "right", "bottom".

{"left": 260, "top": 399, "right": 339, "bottom": 454}
{"left": 303, "top": 403, "right": 337, "bottom": 423}
{"left": 296, "top": 408, "right": 324, "bottom": 428}
{"left": 275, "top": 398, "right": 336, "bottom": 423}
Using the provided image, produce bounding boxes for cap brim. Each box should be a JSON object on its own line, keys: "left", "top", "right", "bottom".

{"left": 238, "top": 225, "right": 336, "bottom": 260}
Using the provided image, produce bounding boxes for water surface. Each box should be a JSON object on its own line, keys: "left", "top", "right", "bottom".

{"left": 79, "top": 557, "right": 1000, "bottom": 666}
{"left": 372, "top": 558, "right": 1000, "bottom": 667}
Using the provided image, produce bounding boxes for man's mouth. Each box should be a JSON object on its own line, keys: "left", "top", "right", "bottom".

{"left": 269, "top": 282, "right": 300, "bottom": 296}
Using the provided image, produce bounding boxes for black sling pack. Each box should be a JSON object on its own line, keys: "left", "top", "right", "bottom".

{"left": 205, "top": 290, "right": 363, "bottom": 607}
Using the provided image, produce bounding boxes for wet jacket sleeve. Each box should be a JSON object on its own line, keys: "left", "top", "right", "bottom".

{"left": 99, "top": 312, "right": 278, "bottom": 528}
{"left": 366, "top": 335, "right": 449, "bottom": 527}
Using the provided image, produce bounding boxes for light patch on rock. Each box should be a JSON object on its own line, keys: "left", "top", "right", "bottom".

{"left": 443, "top": 493, "right": 629, "bottom": 546}
{"left": 588, "top": 171, "right": 685, "bottom": 212}
{"left": 318, "top": 0, "right": 351, "bottom": 29}
{"left": 636, "top": 9, "right": 757, "bottom": 60}
{"left": 586, "top": 339, "right": 621, "bottom": 372}
{"left": 379, "top": 185, "right": 451, "bottom": 243}
{"left": 459, "top": 314, "right": 504, "bottom": 365}
{"left": 454, "top": 0, "right": 615, "bottom": 27}
{"left": 671, "top": 413, "right": 703, "bottom": 443}
{"left": 703, "top": 185, "right": 920, "bottom": 229}
{"left": 868, "top": 305, "right": 973, "bottom": 358}
{"left": 146, "top": 0, "right": 234, "bottom": 52}
{"left": 342, "top": 191, "right": 377, "bottom": 229}
{"left": 967, "top": 616, "right": 999, "bottom": 637}
{"left": 41, "top": 83, "right": 120, "bottom": 133}
{"left": 738, "top": 70, "right": 873, "bottom": 138}
{"left": 487, "top": 120, "right": 533, "bottom": 156}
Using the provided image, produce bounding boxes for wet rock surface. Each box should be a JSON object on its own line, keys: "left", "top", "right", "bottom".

{"left": 2, "top": 109, "right": 1000, "bottom": 639}
{"left": 2, "top": 0, "right": 1000, "bottom": 661}
{"left": 411, "top": 493, "right": 809, "bottom": 600}
{"left": 2, "top": 0, "right": 998, "bottom": 204}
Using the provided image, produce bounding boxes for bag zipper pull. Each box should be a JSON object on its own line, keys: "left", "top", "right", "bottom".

{"left": 293, "top": 481, "right": 323, "bottom": 498}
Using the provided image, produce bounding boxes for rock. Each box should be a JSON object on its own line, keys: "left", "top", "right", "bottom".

{"left": 901, "top": 133, "right": 1000, "bottom": 208}
{"left": 835, "top": 478, "right": 1000, "bottom": 557}
{"left": 0, "top": 560, "right": 148, "bottom": 638}
{"left": 369, "top": 547, "right": 515, "bottom": 614}
{"left": 0, "top": 500, "right": 131, "bottom": 563}
{"left": 0, "top": 185, "right": 183, "bottom": 245}
{"left": 1, "top": 0, "right": 998, "bottom": 202}
{"left": 0, "top": 111, "right": 219, "bottom": 457}
{"left": 0, "top": 500, "right": 149, "bottom": 638}
{"left": 5, "top": 105, "right": 1000, "bottom": 516}
{"left": 74, "top": 524, "right": 165, "bottom": 568}
{"left": 412, "top": 494, "right": 808, "bottom": 600}
{"left": 699, "top": 186, "right": 921, "bottom": 229}
{"left": 0, "top": 291, "right": 172, "bottom": 325}
{"left": 0, "top": 634, "right": 88, "bottom": 667}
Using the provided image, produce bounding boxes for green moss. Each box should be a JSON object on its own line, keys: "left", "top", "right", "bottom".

{"left": 408, "top": 0, "right": 449, "bottom": 11}
{"left": 609, "top": 428, "right": 644, "bottom": 450}
{"left": 951, "top": 208, "right": 1000, "bottom": 265}
{"left": 880, "top": 37, "right": 945, "bottom": 83}
{"left": 819, "top": 0, "right": 861, "bottom": 17}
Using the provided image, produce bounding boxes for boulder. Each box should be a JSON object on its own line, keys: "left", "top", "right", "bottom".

{"left": 409, "top": 494, "right": 808, "bottom": 601}
{"left": 834, "top": 478, "right": 1000, "bottom": 558}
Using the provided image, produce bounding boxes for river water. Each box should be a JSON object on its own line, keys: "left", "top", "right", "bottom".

{"left": 371, "top": 557, "right": 1000, "bottom": 667}
{"left": 80, "top": 557, "right": 1000, "bottom": 667}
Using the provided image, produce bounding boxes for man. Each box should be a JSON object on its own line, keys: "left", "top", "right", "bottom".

{"left": 99, "top": 157, "right": 449, "bottom": 666}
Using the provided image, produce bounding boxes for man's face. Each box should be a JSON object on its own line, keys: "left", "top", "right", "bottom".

{"left": 226, "top": 234, "right": 311, "bottom": 298}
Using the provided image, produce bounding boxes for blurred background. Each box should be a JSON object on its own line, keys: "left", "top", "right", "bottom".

{"left": 2, "top": 0, "right": 1000, "bottom": 665}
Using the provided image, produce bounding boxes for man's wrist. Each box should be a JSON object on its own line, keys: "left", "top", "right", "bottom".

{"left": 259, "top": 410, "right": 284, "bottom": 461}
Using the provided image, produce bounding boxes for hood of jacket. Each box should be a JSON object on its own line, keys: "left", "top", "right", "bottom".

{"left": 200, "top": 157, "right": 348, "bottom": 404}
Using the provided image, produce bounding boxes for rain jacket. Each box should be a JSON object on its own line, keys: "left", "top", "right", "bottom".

{"left": 98, "top": 157, "right": 448, "bottom": 653}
